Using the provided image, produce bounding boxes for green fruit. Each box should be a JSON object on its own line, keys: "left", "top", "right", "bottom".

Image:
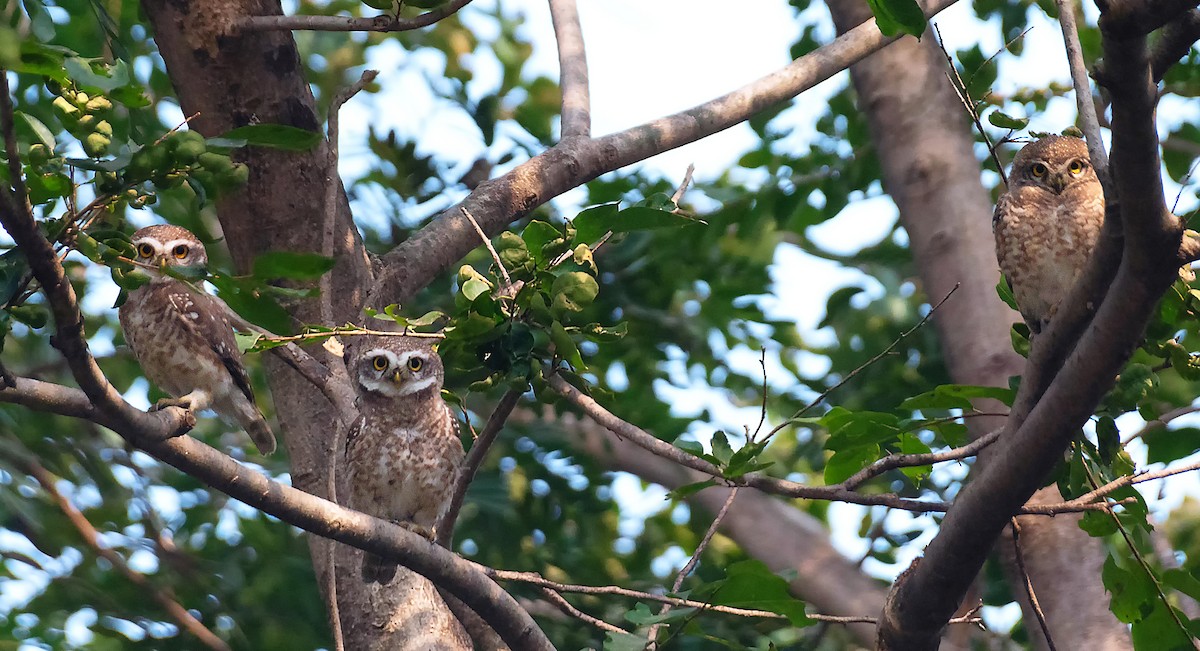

{"left": 94, "top": 120, "right": 113, "bottom": 137}
{"left": 197, "top": 151, "right": 233, "bottom": 174}
{"left": 124, "top": 147, "right": 156, "bottom": 181}
{"left": 77, "top": 114, "right": 96, "bottom": 130}
{"left": 85, "top": 96, "right": 113, "bottom": 112}
{"left": 174, "top": 139, "right": 206, "bottom": 164}
{"left": 28, "top": 144, "right": 51, "bottom": 166}
{"left": 222, "top": 163, "right": 249, "bottom": 187}
{"left": 52, "top": 96, "right": 80, "bottom": 118}
{"left": 83, "top": 132, "right": 111, "bottom": 158}
{"left": 96, "top": 171, "right": 122, "bottom": 194}
{"left": 72, "top": 91, "right": 90, "bottom": 108}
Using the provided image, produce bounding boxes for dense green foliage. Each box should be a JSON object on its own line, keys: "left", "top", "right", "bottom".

{"left": 1, "top": 0, "right": 1200, "bottom": 649}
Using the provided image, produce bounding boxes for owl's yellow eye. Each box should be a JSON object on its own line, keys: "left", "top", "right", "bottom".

{"left": 1068, "top": 160, "right": 1085, "bottom": 175}
{"left": 407, "top": 357, "right": 423, "bottom": 372}
{"left": 172, "top": 244, "right": 189, "bottom": 259}
{"left": 1030, "top": 163, "right": 1048, "bottom": 178}
{"left": 136, "top": 243, "right": 154, "bottom": 258}
{"left": 371, "top": 356, "right": 388, "bottom": 372}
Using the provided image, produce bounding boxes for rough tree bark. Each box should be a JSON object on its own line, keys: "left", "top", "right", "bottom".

{"left": 138, "top": 1, "right": 469, "bottom": 648}
{"left": 824, "top": 0, "right": 1131, "bottom": 648}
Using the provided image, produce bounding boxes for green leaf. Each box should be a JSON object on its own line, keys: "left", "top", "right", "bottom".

{"left": 711, "top": 431, "right": 734, "bottom": 465}
{"left": 521, "top": 220, "right": 561, "bottom": 263}
{"left": 668, "top": 479, "right": 718, "bottom": 500}
{"left": 824, "top": 445, "right": 879, "bottom": 484}
{"left": 708, "top": 560, "right": 813, "bottom": 627}
{"left": 1102, "top": 556, "right": 1155, "bottom": 623}
{"left": 603, "top": 631, "right": 645, "bottom": 651}
{"left": 866, "top": 0, "right": 927, "bottom": 38}
{"left": 252, "top": 251, "right": 335, "bottom": 280}
{"left": 0, "top": 249, "right": 30, "bottom": 305}
{"left": 1131, "top": 601, "right": 1195, "bottom": 650}
{"left": 219, "top": 124, "right": 322, "bottom": 151}
{"left": 987, "top": 110, "right": 1030, "bottom": 130}
{"left": 1144, "top": 426, "right": 1200, "bottom": 465}
{"left": 897, "top": 432, "right": 931, "bottom": 482}
{"left": 822, "top": 408, "right": 900, "bottom": 450}
{"left": 235, "top": 332, "right": 263, "bottom": 354}
{"left": 899, "top": 384, "right": 1015, "bottom": 411}
{"left": 550, "top": 320, "right": 585, "bottom": 370}
{"left": 16, "top": 111, "right": 55, "bottom": 149}
{"left": 550, "top": 271, "right": 599, "bottom": 318}
{"left": 624, "top": 602, "right": 694, "bottom": 625}
{"left": 573, "top": 204, "right": 700, "bottom": 245}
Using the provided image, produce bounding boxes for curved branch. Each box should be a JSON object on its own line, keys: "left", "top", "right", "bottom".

{"left": 549, "top": 0, "right": 590, "bottom": 138}
{"left": 0, "top": 73, "right": 193, "bottom": 441}
{"left": 238, "top": 0, "right": 474, "bottom": 33}
{"left": 0, "top": 378, "right": 552, "bottom": 651}
{"left": 1055, "top": 0, "right": 1110, "bottom": 180}
{"left": 366, "top": 0, "right": 963, "bottom": 309}
{"left": 547, "top": 375, "right": 1123, "bottom": 516}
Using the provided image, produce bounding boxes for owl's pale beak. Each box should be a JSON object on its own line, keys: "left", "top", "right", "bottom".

{"left": 392, "top": 370, "right": 404, "bottom": 384}
{"left": 1048, "top": 174, "right": 1067, "bottom": 194}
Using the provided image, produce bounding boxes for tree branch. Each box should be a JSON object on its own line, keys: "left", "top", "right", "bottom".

{"left": 0, "top": 72, "right": 194, "bottom": 440}
{"left": 24, "top": 455, "right": 231, "bottom": 651}
{"left": 549, "top": 0, "right": 590, "bottom": 138}
{"left": 1055, "top": 0, "right": 1110, "bottom": 180}
{"left": 547, "top": 374, "right": 1126, "bottom": 516}
{"left": 877, "top": 2, "right": 1191, "bottom": 646}
{"left": 438, "top": 388, "right": 522, "bottom": 546}
{"left": 0, "top": 374, "right": 551, "bottom": 650}
{"left": 366, "top": 0, "right": 963, "bottom": 309}
{"left": 237, "top": 0, "right": 474, "bottom": 33}
{"left": 1150, "top": 9, "right": 1200, "bottom": 81}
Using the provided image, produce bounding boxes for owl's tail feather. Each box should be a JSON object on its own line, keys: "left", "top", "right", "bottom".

{"left": 245, "top": 418, "right": 277, "bottom": 456}
{"left": 361, "top": 552, "right": 397, "bottom": 584}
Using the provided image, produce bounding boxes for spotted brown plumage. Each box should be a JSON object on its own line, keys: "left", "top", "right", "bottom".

{"left": 118, "top": 225, "right": 276, "bottom": 455}
{"left": 344, "top": 336, "right": 463, "bottom": 584}
{"left": 993, "top": 136, "right": 1104, "bottom": 334}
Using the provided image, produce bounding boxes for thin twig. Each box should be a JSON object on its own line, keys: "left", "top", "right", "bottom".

{"left": 483, "top": 564, "right": 983, "bottom": 626}
{"left": 462, "top": 207, "right": 513, "bottom": 287}
{"left": 25, "top": 458, "right": 231, "bottom": 651}
{"left": 1121, "top": 404, "right": 1200, "bottom": 445}
{"left": 547, "top": 373, "right": 1125, "bottom": 516}
{"left": 1009, "top": 519, "right": 1056, "bottom": 651}
{"left": 764, "top": 283, "right": 960, "bottom": 441}
{"left": 932, "top": 25, "right": 1008, "bottom": 186}
{"left": 548, "top": 0, "right": 590, "bottom": 138}
{"left": 540, "top": 588, "right": 626, "bottom": 634}
{"left": 1081, "top": 462, "right": 1200, "bottom": 650}
{"left": 438, "top": 389, "right": 522, "bottom": 546}
{"left": 322, "top": 69, "right": 378, "bottom": 329}
{"left": 671, "top": 164, "right": 696, "bottom": 208}
{"left": 841, "top": 428, "right": 1002, "bottom": 490}
{"left": 1054, "top": 0, "right": 1110, "bottom": 181}
{"left": 238, "top": 0, "right": 474, "bottom": 32}
{"left": 646, "top": 487, "right": 740, "bottom": 649}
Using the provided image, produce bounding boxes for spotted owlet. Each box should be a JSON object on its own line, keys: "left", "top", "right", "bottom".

{"left": 993, "top": 135, "right": 1104, "bottom": 334}
{"left": 344, "top": 336, "right": 464, "bottom": 584}
{"left": 118, "top": 225, "right": 276, "bottom": 455}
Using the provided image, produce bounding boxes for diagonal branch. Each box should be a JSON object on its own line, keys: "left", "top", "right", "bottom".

{"left": 366, "top": 0, "right": 964, "bottom": 309}
{"left": 0, "top": 377, "right": 552, "bottom": 650}
{"left": 1055, "top": 0, "right": 1110, "bottom": 180}
{"left": 877, "top": 2, "right": 1192, "bottom": 646}
{"left": 23, "top": 455, "right": 231, "bottom": 651}
{"left": 238, "top": 0, "right": 474, "bottom": 33}
{"left": 438, "top": 388, "right": 522, "bottom": 546}
{"left": 549, "top": 0, "right": 590, "bottom": 138}
{"left": 0, "top": 70, "right": 193, "bottom": 441}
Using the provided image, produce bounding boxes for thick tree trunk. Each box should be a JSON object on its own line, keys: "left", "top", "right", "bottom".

{"left": 140, "top": 1, "right": 469, "bottom": 648}
{"left": 822, "top": 1, "right": 1132, "bottom": 648}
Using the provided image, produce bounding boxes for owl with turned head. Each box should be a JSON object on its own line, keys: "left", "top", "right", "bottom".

{"left": 118, "top": 224, "right": 276, "bottom": 455}
{"left": 344, "top": 335, "right": 464, "bottom": 584}
{"left": 994, "top": 135, "right": 1104, "bottom": 333}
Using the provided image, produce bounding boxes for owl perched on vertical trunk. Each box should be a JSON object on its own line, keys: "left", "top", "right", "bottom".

{"left": 344, "top": 336, "right": 464, "bottom": 584}
{"left": 118, "top": 224, "right": 276, "bottom": 455}
{"left": 993, "top": 135, "right": 1105, "bottom": 334}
